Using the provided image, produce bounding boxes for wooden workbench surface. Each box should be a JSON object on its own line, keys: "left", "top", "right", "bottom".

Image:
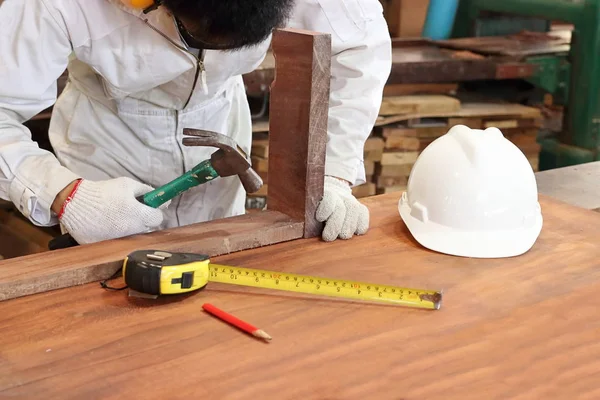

{"left": 2, "top": 193, "right": 600, "bottom": 399}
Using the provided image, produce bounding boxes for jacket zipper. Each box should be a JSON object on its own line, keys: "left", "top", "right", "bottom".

{"left": 142, "top": 19, "right": 206, "bottom": 109}
{"left": 142, "top": 18, "right": 207, "bottom": 223}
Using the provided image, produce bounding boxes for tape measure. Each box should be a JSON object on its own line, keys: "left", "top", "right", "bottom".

{"left": 120, "top": 250, "right": 442, "bottom": 310}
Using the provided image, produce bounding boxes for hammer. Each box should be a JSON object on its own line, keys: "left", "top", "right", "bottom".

{"left": 48, "top": 129, "right": 262, "bottom": 250}
{"left": 141, "top": 129, "right": 262, "bottom": 207}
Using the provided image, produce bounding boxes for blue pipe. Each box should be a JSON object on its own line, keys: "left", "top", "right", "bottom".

{"left": 422, "top": 0, "right": 460, "bottom": 40}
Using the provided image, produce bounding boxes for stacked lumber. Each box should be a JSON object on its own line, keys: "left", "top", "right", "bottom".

{"left": 365, "top": 101, "right": 543, "bottom": 195}
{"left": 247, "top": 94, "right": 544, "bottom": 207}
{"left": 351, "top": 137, "right": 383, "bottom": 198}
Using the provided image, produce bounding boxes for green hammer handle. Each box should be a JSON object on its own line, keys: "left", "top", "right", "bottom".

{"left": 138, "top": 159, "right": 220, "bottom": 208}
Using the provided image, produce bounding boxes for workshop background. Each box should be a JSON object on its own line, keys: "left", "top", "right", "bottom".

{"left": 0, "top": 0, "right": 586, "bottom": 258}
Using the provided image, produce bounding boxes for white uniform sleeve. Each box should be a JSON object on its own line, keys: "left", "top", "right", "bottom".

{"left": 287, "top": 0, "right": 392, "bottom": 186}
{"left": 0, "top": 0, "right": 80, "bottom": 226}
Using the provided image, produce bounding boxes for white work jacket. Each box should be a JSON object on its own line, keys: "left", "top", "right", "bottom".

{"left": 0, "top": 0, "right": 392, "bottom": 229}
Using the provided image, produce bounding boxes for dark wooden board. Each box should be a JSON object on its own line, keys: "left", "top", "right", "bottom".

{"left": 1, "top": 193, "right": 600, "bottom": 398}
{"left": 0, "top": 211, "right": 303, "bottom": 301}
{"left": 267, "top": 29, "right": 330, "bottom": 238}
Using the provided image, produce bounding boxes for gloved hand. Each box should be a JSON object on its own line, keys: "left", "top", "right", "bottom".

{"left": 316, "top": 176, "right": 369, "bottom": 242}
{"left": 58, "top": 177, "right": 169, "bottom": 244}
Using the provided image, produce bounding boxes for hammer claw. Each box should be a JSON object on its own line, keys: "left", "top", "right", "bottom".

{"left": 182, "top": 128, "right": 217, "bottom": 137}
{"left": 182, "top": 129, "right": 248, "bottom": 159}
{"left": 182, "top": 137, "right": 214, "bottom": 147}
{"left": 180, "top": 128, "right": 262, "bottom": 193}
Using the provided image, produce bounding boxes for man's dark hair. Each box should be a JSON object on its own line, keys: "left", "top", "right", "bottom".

{"left": 162, "top": 0, "right": 295, "bottom": 49}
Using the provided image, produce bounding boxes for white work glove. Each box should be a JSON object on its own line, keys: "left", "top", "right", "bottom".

{"left": 316, "top": 176, "right": 369, "bottom": 242}
{"left": 59, "top": 177, "right": 169, "bottom": 244}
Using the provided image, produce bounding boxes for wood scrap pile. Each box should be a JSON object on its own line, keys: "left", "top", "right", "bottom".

{"left": 350, "top": 95, "right": 543, "bottom": 198}
{"left": 247, "top": 92, "right": 544, "bottom": 209}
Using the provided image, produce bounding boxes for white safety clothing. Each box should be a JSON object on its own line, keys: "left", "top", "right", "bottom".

{"left": 0, "top": 0, "right": 392, "bottom": 237}
{"left": 399, "top": 125, "right": 543, "bottom": 259}
{"left": 317, "top": 176, "right": 369, "bottom": 241}
{"left": 60, "top": 177, "right": 169, "bottom": 244}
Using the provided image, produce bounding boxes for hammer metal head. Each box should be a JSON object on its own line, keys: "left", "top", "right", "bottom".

{"left": 182, "top": 128, "right": 263, "bottom": 193}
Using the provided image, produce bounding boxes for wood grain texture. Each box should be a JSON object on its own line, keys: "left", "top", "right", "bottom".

{"left": 376, "top": 163, "right": 414, "bottom": 177}
{"left": 0, "top": 211, "right": 303, "bottom": 301}
{"left": 245, "top": 46, "right": 535, "bottom": 95}
{"left": 437, "top": 33, "right": 571, "bottom": 57}
{"left": 0, "top": 209, "right": 55, "bottom": 259}
{"left": 384, "top": 135, "right": 435, "bottom": 151}
{"left": 352, "top": 182, "right": 376, "bottom": 198}
{"left": 1, "top": 193, "right": 600, "bottom": 399}
{"left": 375, "top": 102, "right": 541, "bottom": 127}
{"left": 383, "top": 83, "right": 458, "bottom": 96}
{"left": 381, "top": 125, "right": 448, "bottom": 139}
{"left": 379, "top": 95, "right": 460, "bottom": 116}
{"left": 364, "top": 161, "right": 375, "bottom": 176}
{"left": 376, "top": 175, "right": 409, "bottom": 187}
{"left": 381, "top": 151, "right": 420, "bottom": 165}
{"left": 267, "top": 29, "right": 331, "bottom": 238}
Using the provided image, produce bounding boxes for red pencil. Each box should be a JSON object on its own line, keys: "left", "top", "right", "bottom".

{"left": 202, "top": 303, "right": 272, "bottom": 342}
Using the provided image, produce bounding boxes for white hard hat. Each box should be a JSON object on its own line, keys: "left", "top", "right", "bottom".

{"left": 398, "top": 125, "right": 543, "bottom": 258}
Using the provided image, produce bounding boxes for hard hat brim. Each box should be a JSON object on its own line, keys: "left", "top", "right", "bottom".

{"left": 398, "top": 197, "right": 543, "bottom": 259}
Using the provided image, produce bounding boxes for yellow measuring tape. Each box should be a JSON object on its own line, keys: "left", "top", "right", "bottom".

{"left": 208, "top": 264, "right": 442, "bottom": 310}
{"left": 121, "top": 251, "right": 442, "bottom": 310}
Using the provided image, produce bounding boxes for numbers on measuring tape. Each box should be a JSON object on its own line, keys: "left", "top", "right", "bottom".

{"left": 206, "top": 266, "right": 439, "bottom": 309}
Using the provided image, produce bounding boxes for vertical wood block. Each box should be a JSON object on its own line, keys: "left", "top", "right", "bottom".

{"left": 268, "top": 29, "right": 332, "bottom": 238}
